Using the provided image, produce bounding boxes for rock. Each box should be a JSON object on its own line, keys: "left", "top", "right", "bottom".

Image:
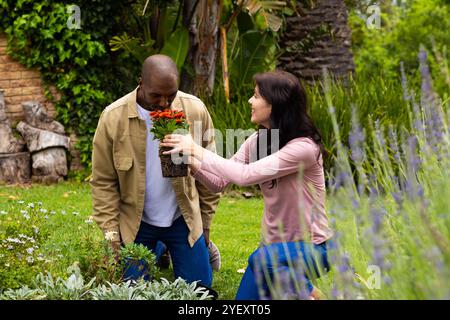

{"left": 0, "top": 91, "right": 26, "bottom": 154}
{"left": 0, "top": 152, "right": 31, "bottom": 184}
{"left": 16, "top": 121, "right": 69, "bottom": 153}
{"left": 31, "top": 148, "right": 67, "bottom": 184}
{"left": 22, "top": 101, "right": 65, "bottom": 134}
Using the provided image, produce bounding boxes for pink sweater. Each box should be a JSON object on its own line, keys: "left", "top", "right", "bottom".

{"left": 193, "top": 133, "right": 333, "bottom": 245}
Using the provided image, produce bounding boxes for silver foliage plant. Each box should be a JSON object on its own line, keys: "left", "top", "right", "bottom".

{"left": 0, "top": 263, "right": 212, "bottom": 300}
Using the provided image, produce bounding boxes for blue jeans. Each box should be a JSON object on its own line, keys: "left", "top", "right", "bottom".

{"left": 122, "top": 216, "right": 212, "bottom": 287}
{"left": 235, "top": 241, "right": 331, "bottom": 300}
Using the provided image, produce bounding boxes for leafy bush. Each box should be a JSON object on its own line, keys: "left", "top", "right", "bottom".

{"left": 349, "top": 0, "right": 450, "bottom": 97}
{"left": 90, "top": 278, "right": 212, "bottom": 300}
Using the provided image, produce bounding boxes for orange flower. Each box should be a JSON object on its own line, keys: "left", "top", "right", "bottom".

{"left": 150, "top": 109, "right": 186, "bottom": 121}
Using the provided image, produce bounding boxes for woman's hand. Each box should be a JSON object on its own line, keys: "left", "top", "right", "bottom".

{"left": 160, "top": 134, "right": 204, "bottom": 160}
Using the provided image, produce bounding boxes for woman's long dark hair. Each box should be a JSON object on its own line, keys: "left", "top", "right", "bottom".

{"left": 254, "top": 71, "right": 326, "bottom": 187}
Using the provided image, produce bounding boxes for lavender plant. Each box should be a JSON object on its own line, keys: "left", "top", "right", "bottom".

{"left": 314, "top": 47, "right": 449, "bottom": 299}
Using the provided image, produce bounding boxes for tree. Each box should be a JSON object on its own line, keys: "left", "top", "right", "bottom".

{"left": 277, "top": 0, "right": 355, "bottom": 83}
{"left": 180, "top": 0, "right": 222, "bottom": 96}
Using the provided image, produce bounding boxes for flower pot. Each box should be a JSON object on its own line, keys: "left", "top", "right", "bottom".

{"left": 158, "top": 146, "right": 188, "bottom": 177}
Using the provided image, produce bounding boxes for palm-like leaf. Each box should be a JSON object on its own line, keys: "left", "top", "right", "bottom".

{"left": 109, "top": 33, "right": 155, "bottom": 63}
{"left": 237, "top": 0, "right": 287, "bottom": 31}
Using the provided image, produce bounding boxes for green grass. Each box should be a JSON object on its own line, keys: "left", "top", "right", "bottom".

{"left": 0, "top": 182, "right": 263, "bottom": 300}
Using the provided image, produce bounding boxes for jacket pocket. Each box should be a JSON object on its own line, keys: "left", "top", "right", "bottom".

{"left": 114, "top": 156, "right": 133, "bottom": 171}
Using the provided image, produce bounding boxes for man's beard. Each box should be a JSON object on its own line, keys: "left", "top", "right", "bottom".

{"left": 149, "top": 104, "right": 168, "bottom": 111}
{"left": 137, "top": 87, "right": 170, "bottom": 111}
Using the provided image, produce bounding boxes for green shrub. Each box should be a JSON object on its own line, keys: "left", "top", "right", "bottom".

{"left": 349, "top": 0, "right": 450, "bottom": 97}
{"left": 0, "top": 263, "right": 212, "bottom": 300}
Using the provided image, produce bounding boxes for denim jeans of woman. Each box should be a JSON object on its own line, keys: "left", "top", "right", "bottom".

{"left": 235, "top": 240, "right": 332, "bottom": 300}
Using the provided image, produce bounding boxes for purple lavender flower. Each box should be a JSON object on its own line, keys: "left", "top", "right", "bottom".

{"left": 331, "top": 286, "right": 341, "bottom": 299}
{"left": 407, "top": 135, "right": 421, "bottom": 172}
{"left": 351, "top": 197, "right": 360, "bottom": 209}
{"left": 400, "top": 61, "right": 411, "bottom": 102}
{"left": 412, "top": 101, "right": 426, "bottom": 136}
{"left": 368, "top": 205, "right": 392, "bottom": 275}
{"left": 418, "top": 47, "right": 436, "bottom": 108}
{"left": 375, "top": 120, "right": 389, "bottom": 163}
{"left": 391, "top": 191, "right": 403, "bottom": 208}
{"left": 388, "top": 126, "right": 402, "bottom": 163}
{"left": 338, "top": 253, "right": 351, "bottom": 273}
{"left": 349, "top": 106, "right": 366, "bottom": 164}
{"left": 333, "top": 171, "right": 349, "bottom": 190}
{"left": 370, "top": 208, "right": 385, "bottom": 234}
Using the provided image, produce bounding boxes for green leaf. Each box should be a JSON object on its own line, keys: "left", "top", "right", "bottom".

{"left": 237, "top": 11, "right": 255, "bottom": 34}
{"left": 160, "top": 27, "right": 189, "bottom": 72}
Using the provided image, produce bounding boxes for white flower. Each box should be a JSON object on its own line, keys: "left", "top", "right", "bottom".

{"left": 84, "top": 216, "right": 94, "bottom": 224}
{"left": 23, "top": 214, "right": 30, "bottom": 220}
{"left": 0, "top": 210, "right": 7, "bottom": 215}
{"left": 37, "top": 202, "right": 43, "bottom": 206}
{"left": 26, "top": 256, "right": 34, "bottom": 264}
{"left": 20, "top": 210, "right": 28, "bottom": 215}
{"left": 26, "top": 247, "right": 34, "bottom": 254}
{"left": 4, "top": 263, "right": 10, "bottom": 267}
{"left": 33, "top": 226, "right": 39, "bottom": 234}
{"left": 7, "top": 245, "right": 13, "bottom": 250}
{"left": 104, "top": 231, "right": 118, "bottom": 241}
{"left": 237, "top": 268, "right": 246, "bottom": 274}
{"left": 40, "top": 208, "right": 48, "bottom": 213}
{"left": 6, "top": 238, "right": 24, "bottom": 244}
{"left": 44, "top": 215, "right": 49, "bottom": 220}
{"left": 27, "top": 203, "right": 35, "bottom": 208}
{"left": 72, "top": 211, "right": 79, "bottom": 216}
{"left": 50, "top": 211, "right": 56, "bottom": 215}
{"left": 17, "top": 200, "right": 24, "bottom": 204}
{"left": 61, "top": 210, "right": 67, "bottom": 215}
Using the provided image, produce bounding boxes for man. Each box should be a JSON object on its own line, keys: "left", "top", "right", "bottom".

{"left": 90, "top": 54, "right": 220, "bottom": 289}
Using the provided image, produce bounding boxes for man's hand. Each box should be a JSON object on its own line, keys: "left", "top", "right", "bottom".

{"left": 203, "top": 229, "right": 210, "bottom": 247}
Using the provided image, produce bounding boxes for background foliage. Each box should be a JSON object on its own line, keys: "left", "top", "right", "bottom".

{"left": 0, "top": 0, "right": 141, "bottom": 170}
{"left": 0, "top": 0, "right": 448, "bottom": 178}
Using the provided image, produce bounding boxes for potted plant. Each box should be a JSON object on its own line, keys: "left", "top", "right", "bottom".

{"left": 150, "top": 109, "right": 189, "bottom": 177}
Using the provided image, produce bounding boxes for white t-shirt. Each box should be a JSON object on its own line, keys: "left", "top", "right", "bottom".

{"left": 136, "top": 103, "right": 182, "bottom": 227}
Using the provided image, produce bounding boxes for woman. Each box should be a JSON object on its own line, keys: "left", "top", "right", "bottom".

{"left": 161, "top": 71, "right": 333, "bottom": 300}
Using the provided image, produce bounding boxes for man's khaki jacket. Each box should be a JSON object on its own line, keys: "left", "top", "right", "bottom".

{"left": 90, "top": 89, "right": 220, "bottom": 247}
